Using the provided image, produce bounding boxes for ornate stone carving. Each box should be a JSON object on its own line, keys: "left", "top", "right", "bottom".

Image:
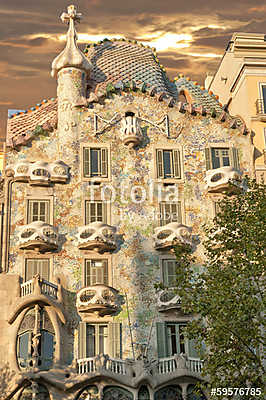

{"left": 18, "top": 221, "right": 58, "bottom": 251}
{"left": 77, "top": 222, "right": 117, "bottom": 253}
{"left": 120, "top": 115, "right": 142, "bottom": 148}
{"left": 6, "top": 160, "right": 69, "bottom": 185}
{"left": 205, "top": 166, "right": 242, "bottom": 193}
{"left": 76, "top": 284, "right": 123, "bottom": 317}
{"left": 153, "top": 222, "right": 192, "bottom": 251}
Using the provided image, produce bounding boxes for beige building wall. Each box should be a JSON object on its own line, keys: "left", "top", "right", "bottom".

{"left": 206, "top": 32, "right": 266, "bottom": 181}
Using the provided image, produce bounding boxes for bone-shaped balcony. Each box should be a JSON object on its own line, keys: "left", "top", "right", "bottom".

{"left": 157, "top": 289, "right": 182, "bottom": 312}
{"left": 5, "top": 160, "right": 69, "bottom": 185}
{"left": 76, "top": 284, "right": 121, "bottom": 317}
{"left": 120, "top": 115, "right": 142, "bottom": 148}
{"left": 77, "top": 222, "right": 117, "bottom": 253}
{"left": 153, "top": 222, "right": 192, "bottom": 251}
{"left": 205, "top": 166, "right": 242, "bottom": 193}
{"left": 18, "top": 221, "right": 58, "bottom": 251}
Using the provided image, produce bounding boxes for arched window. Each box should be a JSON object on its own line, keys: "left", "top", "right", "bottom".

{"left": 19, "top": 383, "right": 50, "bottom": 400}
{"left": 154, "top": 385, "right": 183, "bottom": 400}
{"left": 76, "top": 385, "right": 99, "bottom": 399}
{"left": 187, "top": 385, "right": 207, "bottom": 400}
{"left": 17, "top": 306, "right": 55, "bottom": 370}
{"left": 138, "top": 385, "right": 150, "bottom": 400}
{"left": 103, "top": 386, "right": 134, "bottom": 400}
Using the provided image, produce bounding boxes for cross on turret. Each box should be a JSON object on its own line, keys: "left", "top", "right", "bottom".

{"left": 60, "top": 4, "right": 82, "bottom": 24}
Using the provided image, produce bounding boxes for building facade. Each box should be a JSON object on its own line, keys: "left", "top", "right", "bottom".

{"left": 206, "top": 32, "right": 266, "bottom": 183}
{"left": 0, "top": 6, "right": 254, "bottom": 400}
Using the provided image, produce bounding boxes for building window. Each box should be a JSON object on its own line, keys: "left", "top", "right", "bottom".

{"left": 25, "top": 259, "right": 50, "bottom": 282}
{"left": 17, "top": 307, "right": 54, "bottom": 371}
{"left": 205, "top": 147, "right": 239, "bottom": 170}
{"left": 78, "top": 322, "right": 121, "bottom": 359}
{"left": 156, "top": 149, "right": 181, "bottom": 179}
{"left": 159, "top": 202, "right": 182, "bottom": 226}
{"left": 84, "top": 259, "right": 108, "bottom": 286}
{"left": 83, "top": 147, "right": 108, "bottom": 178}
{"left": 27, "top": 200, "right": 50, "bottom": 223}
{"left": 213, "top": 200, "right": 222, "bottom": 216}
{"left": 85, "top": 201, "right": 107, "bottom": 224}
{"left": 162, "top": 259, "right": 178, "bottom": 287}
{"left": 260, "top": 84, "right": 266, "bottom": 113}
{"left": 156, "top": 322, "right": 199, "bottom": 358}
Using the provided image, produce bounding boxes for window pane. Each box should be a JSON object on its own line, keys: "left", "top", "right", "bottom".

{"left": 90, "top": 149, "right": 100, "bottom": 176}
{"left": 163, "top": 150, "right": 172, "bottom": 177}
{"left": 86, "top": 260, "right": 108, "bottom": 285}
{"left": 99, "top": 325, "right": 108, "bottom": 354}
{"left": 262, "top": 85, "right": 266, "bottom": 112}
{"left": 18, "top": 332, "right": 31, "bottom": 360}
{"left": 211, "top": 148, "right": 230, "bottom": 168}
{"left": 28, "top": 200, "right": 49, "bottom": 223}
{"left": 86, "top": 325, "right": 95, "bottom": 357}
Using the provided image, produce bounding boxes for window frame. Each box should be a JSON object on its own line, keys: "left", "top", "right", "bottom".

{"left": 83, "top": 254, "right": 112, "bottom": 287}
{"left": 84, "top": 200, "right": 108, "bottom": 225}
{"left": 81, "top": 143, "right": 110, "bottom": 182}
{"left": 24, "top": 258, "right": 51, "bottom": 282}
{"left": 159, "top": 201, "right": 182, "bottom": 226}
{"left": 84, "top": 258, "right": 109, "bottom": 287}
{"left": 27, "top": 199, "right": 51, "bottom": 224}
{"left": 259, "top": 82, "right": 266, "bottom": 114}
{"left": 154, "top": 145, "right": 183, "bottom": 183}
{"left": 205, "top": 143, "right": 240, "bottom": 171}
{"left": 160, "top": 257, "right": 178, "bottom": 287}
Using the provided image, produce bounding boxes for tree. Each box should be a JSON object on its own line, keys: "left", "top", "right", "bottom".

{"left": 174, "top": 178, "right": 265, "bottom": 398}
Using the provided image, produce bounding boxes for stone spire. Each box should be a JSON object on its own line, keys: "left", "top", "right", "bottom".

{"left": 51, "top": 5, "right": 91, "bottom": 78}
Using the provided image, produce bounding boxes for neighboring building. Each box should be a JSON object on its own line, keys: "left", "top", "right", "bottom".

{"left": 206, "top": 32, "right": 266, "bottom": 182}
{"left": 0, "top": 6, "right": 254, "bottom": 400}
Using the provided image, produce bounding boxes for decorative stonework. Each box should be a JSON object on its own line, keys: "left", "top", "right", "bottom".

{"left": 77, "top": 222, "right": 117, "bottom": 253}
{"left": 76, "top": 284, "right": 123, "bottom": 317}
{"left": 18, "top": 221, "right": 58, "bottom": 251}
{"left": 205, "top": 166, "right": 242, "bottom": 193}
{"left": 120, "top": 115, "right": 142, "bottom": 148}
{"left": 157, "top": 289, "right": 182, "bottom": 311}
{"left": 6, "top": 160, "right": 69, "bottom": 184}
{"left": 153, "top": 222, "right": 192, "bottom": 251}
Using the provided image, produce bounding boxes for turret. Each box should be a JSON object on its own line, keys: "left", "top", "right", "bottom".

{"left": 51, "top": 4, "right": 91, "bottom": 163}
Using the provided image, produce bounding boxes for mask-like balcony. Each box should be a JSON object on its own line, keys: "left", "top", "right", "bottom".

{"left": 205, "top": 166, "right": 242, "bottom": 193}
{"left": 153, "top": 223, "right": 192, "bottom": 251}
{"left": 5, "top": 160, "right": 69, "bottom": 185}
{"left": 77, "top": 222, "right": 117, "bottom": 253}
{"left": 120, "top": 115, "right": 142, "bottom": 148}
{"left": 18, "top": 221, "right": 58, "bottom": 252}
{"left": 76, "top": 284, "right": 122, "bottom": 317}
{"left": 157, "top": 289, "right": 181, "bottom": 312}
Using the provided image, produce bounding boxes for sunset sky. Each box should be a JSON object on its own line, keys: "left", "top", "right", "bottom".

{"left": 1, "top": 0, "right": 266, "bottom": 139}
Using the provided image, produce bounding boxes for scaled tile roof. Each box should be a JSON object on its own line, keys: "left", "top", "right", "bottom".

{"left": 6, "top": 39, "right": 247, "bottom": 148}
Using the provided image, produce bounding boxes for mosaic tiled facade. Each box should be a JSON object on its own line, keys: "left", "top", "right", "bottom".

{"left": 0, "top": 5, "right": 254, "bottom": 400}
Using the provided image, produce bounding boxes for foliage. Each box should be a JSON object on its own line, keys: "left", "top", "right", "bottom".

{"left": 174, "top": 178, "right": 265, "bottom": 398}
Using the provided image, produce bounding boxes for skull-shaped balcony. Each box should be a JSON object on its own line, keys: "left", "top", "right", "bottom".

{"left": 5, "top": 160, "right": 69, "bottom": 185}
{"left": 76, "top": 284, "right": 121, "bottom": 317}
{"left": 120, "top": 114, "right": 142, "bottom": 148}
{"left": 77, "top": 222, "right": 117, "bottom": 253}
{"left": 18, "top": 221, "right": 58, "bottom": 252}
{"left": 157, "top": 289, "right": 182, "bottom": 312}
{"left": 153, "top": 222, "right": 192, "bottom": 251}
{"left": 205, "top": 166, "right": 242, "bottom": 193}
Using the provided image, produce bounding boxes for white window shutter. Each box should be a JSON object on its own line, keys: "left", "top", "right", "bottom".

{"left": 230, "top": 147, "right": 240, "bottom": 170}
{"left": 173, "top": 150, "right": 181, "bottom": 178}
{"left": 156, "top": 150, "right": 164, "bottom": 178}
{"left": 83, "top": 148, "right": 91, "bottom": 177}
{"left": 78, "top": 322, "right": 87, "bottom": 358}
{"left": 108, "top": 322, "right": 121, "bottom": 358}
{"left": 101, "top": 148, "right": 108, "bottom": 177}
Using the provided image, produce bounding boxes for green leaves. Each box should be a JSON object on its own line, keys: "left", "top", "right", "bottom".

{"left": 173, "top": 178, "right": 265, "bottom": 397}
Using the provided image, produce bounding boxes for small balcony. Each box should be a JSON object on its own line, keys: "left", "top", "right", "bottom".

{"left": 153, "top": 222, "right": 192, "bottom": 251}
{"left": 120, "top": 115, "right": 142, "bottom": 148}
{"left": 157, "top": 289, "right": 181, "bottom": 312}
{"left": 77, "top": 222, "right": 117, "bottom": 253}
{"left": 76, "top": 284, "right": 122, "bottom": 317}
{"left": 18, "top": 221, "right": 58, "bottom": 252}
{"left": 20, "top": 276, "right": 58, "bottom": 300}
{"left": 255, "top": 99, "right": 266, "bottom": 121}
{"left": 205, "top": 166, "right": 242, "bottom": 194}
